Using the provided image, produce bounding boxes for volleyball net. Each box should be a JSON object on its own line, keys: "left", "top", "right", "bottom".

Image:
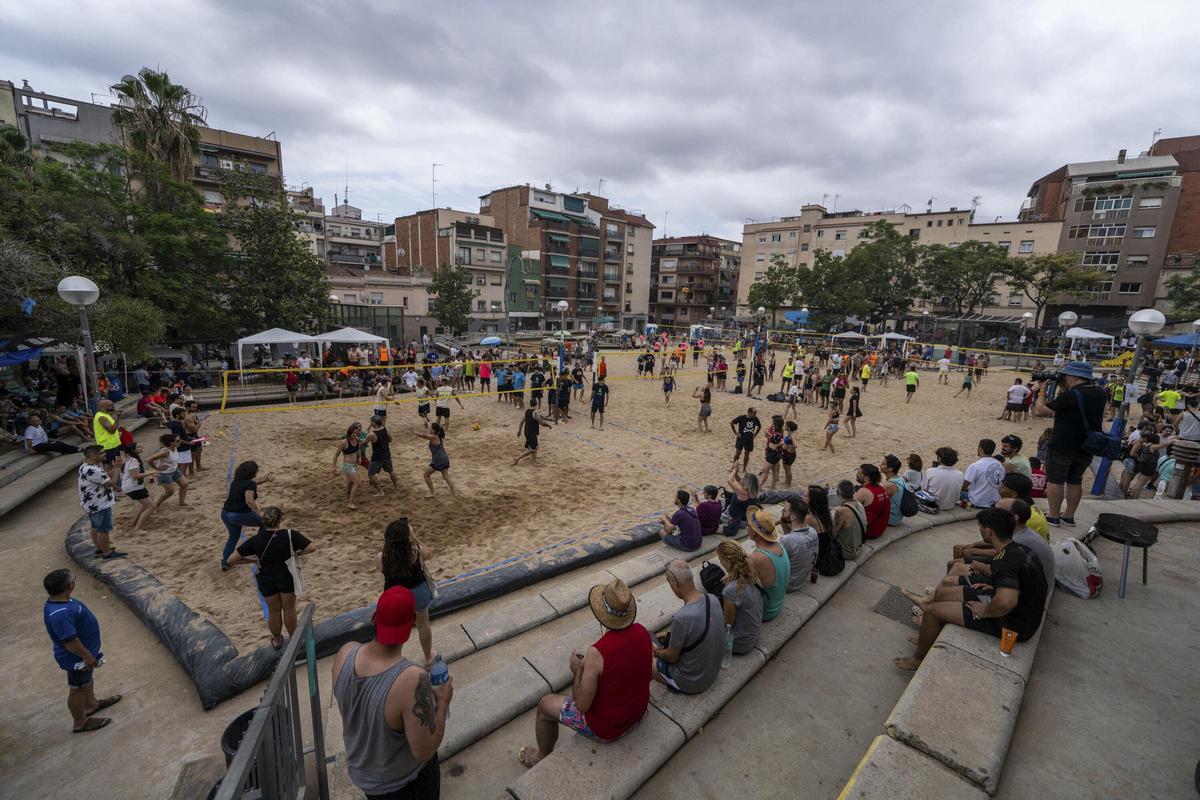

{"left": 217, "top": 348, "right": 713, "bottom": 414}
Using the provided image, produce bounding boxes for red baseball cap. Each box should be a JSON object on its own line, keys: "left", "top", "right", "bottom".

{"left": 373, "top": 586, "right": 415, "bottom": 646}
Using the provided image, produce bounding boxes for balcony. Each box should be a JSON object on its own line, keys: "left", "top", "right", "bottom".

{"left": 546, "top": 241, "right": 571, "bottom": 255}
{"left": 1071, "top": 176, "right": 1181, "bottom": 196}
{"left": 578, "top": 265, "right": 598, "bottom": 279}
{"left": 1086, "top": 236, "right": 1124, "bottom": 248}
{"left": 603, "top": 250, "right": 622, "bottom": 262}
{"left": 603, "top": 268, "right": 620, "bottom": 281}
{"left": 604, "top": 229, "right": 623, "bottom": 242}
{"left": 328, "top": 252, "right": 380, "bottom": 265}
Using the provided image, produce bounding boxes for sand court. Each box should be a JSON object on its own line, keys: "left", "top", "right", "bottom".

{"left": 109, "top": 353, "right": 1042, "bottom": 652}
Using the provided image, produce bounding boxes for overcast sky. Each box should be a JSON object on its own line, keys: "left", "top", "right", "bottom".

{"left": 5, "top": 1, "right": 1197, "bottom": 239}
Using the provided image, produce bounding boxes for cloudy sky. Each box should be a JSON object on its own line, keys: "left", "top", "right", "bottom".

{"left": 5, "top": 1, "right": 1197, "bottom": 238}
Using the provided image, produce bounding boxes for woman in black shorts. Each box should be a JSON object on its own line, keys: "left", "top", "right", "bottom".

{"left": 781, "top": 420, "right": 798, "bottom": 488}
{"left": 227, "top": 506, "right": 314, "bottom": 649}
{"left": 119, "top": 442, "right": 157, "bottom": 531}
{"left": 842, "top": 387, "right": 863, "bottom": 438}
{"left": 758, "top": 414, "right": 785, "bottom": 489}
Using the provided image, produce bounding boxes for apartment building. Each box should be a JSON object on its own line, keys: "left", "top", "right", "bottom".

{"left": 650, "top": 235, "right": 741, "bottom": 327}
{"left": 1023, "top": 149, "right": 1184, "bottom": 318}
{"left": 385, "top": 208, "right": 508, "bottom": 330}
{"left": 954, "top": 220, "right": 1063, "bottom": 318}
{"left": 324, "top": 202, "right": 386, "bottom": 273}
{"left": 287, "top": 187, "right": 326, "bottom": 257}
{"left": 192, "top": 127, "right": 283, "bottom": 211}
{"left": 479, "top": 185, "right": 653, "bottom": 331}
{"left": 737, "top": 204, "right": 974, "bottom": 311}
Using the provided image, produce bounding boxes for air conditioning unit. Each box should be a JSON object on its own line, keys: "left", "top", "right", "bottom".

{"left": 1106, "top": 264, "right": 1119, "bottom": 272}
{"left": 219, "top": 159, "right": 234, "bottom": 170}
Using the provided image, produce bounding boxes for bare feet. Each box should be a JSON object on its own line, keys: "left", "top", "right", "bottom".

{"left": 518, "top": 745, "right": 540, "bottom": 768}
{"left": 906, "top": 634, "right": 919, "bottom": 645}
{"left": 892, "top": 656, "right": 922, "bottom": 672}
{"left": 900, "top": 588, "right": 930, "bottom": 606}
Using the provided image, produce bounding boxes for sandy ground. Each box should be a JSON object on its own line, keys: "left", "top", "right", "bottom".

{"left": 109, "top": 353, "right": 1044, "bottom": 652}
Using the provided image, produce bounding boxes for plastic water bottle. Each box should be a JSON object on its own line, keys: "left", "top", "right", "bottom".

{"left": 721, "top": 625, "right": 733, "bottom": 669}
{"left": 428, "top": 654, "right": 450, "bottom": 719}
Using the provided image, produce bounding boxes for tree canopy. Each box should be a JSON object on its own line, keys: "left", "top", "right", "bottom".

{"left": 1006, "top": 252, "right": 1097, "bottom": 327}
{"left": 745, "top": 254, "right": 798, "bottom": 324}
{"left": 426, "top": 264, "right": 478, "bottom": 335}
{"left": 918, "top": 240, "right": 1011, "bottom": 316}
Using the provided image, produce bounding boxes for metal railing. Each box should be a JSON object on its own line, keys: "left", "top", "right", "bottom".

{"left": 215, "top": 603, "right": 329, "bottom": 800}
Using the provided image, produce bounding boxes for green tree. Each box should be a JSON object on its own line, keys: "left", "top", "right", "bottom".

{"left": 219, "top": 169, "right": 330, "bottom": 334}
{"left": 110, "top": 68, "right": 207, "bottom": 184}
{"left": 842, "top": 220, "right": 920, "bottom": 321}
{"left": 795, "top": 248, "right": 871, "bottom": 330}
{"left": 918, "top": 240, "right": 1010, "bottom": 315}
{"left": 1166, "top": 267, "right": 1200, "bottom": 319}
{"left": 1006, "top": 252, "right": 1097, "bottom": 327}
{"left": 426, "top": 264, "right": 478, "bottom": 334}
{"left": 92, "top": 295, "right": 167, "bottom": 363}
{"left": 746, "top": 254, "right": 798, "bottom": 324}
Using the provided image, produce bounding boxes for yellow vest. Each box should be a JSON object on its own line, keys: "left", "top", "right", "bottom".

{"left": 94, "top": 411, "right": 120, "bottom": 449}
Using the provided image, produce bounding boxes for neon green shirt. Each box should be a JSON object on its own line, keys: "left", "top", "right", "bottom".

{"left": 904, "top": 371, "right": 919, "bottom": 386}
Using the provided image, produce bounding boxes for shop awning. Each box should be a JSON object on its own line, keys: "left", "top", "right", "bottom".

{"left": 566, "top": 215, "right": 596, "bottom": 227}
{"left": 547, "top": 232, "right": 570, "bottom": 243}
{"left": 532, "top": 209, "right": 571, "bottom": 223}
{"left": 549, "top": 254, "right": 570, "bottom": 268}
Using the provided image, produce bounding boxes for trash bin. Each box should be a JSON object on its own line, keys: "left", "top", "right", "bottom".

{"left": 220, "top": 708, "right": 257, "bottom": 768}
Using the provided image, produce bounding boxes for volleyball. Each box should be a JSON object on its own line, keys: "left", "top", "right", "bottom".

{"left": 472, "top": 422, "right": 481, "bottom": 431}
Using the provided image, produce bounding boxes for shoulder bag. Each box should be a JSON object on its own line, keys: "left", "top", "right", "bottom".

{"left": 1074, "top": 389, "right": 1121, "bottom": 459}
{"left": 283, "top": 529, "right": 305, "bottom": 595}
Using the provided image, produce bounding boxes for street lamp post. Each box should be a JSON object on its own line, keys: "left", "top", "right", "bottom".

{"left": 1185, "top": 319, "right": 1200, "bottom": 386}
{"left": 1057, "top": 309, "right": 1078, "bottom": 362}
{"left": 556, "top": 299, "right": 569, "bottom": 372}
{"left": 1015, "top": 311, "right": 1033, "bottom": 372}
{"left": 756, "top": 305, "right": 767, "bottom": 355}
{"left": 57, "top": 276, "right": 101, "bottom": 410}
{"left": 1091, "top": 308, "right": 1165, "bottom": 496}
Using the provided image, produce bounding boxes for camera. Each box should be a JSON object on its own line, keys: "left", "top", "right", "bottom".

{"left": 1029, "top": 371, "right": 1058, "bottom": 383}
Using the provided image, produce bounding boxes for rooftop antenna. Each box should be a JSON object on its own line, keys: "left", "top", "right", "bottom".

{"left": 927, "top": 197, "right": 935, "bottom": 213}
{"left": 971, "top": 195, "right": 982, "bottom": 220}
{"left": 1151, "top": 128, "right": 1163, "bottom": 149}
{"left": 598, "top": 178, "right": 606, "bottom": 196}
{"left": 821, "top": 193, "right": 829, "bottom": 207}
{"left": 432, "top": 163, "right": 443, "bottom": 209}
{"left": 663, "top": 210, "right": 669, "bottom": 238}
{"left": 832, "top": 194, "right": 840, "bottom": 213}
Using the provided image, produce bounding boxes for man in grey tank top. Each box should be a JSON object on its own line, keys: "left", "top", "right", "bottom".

{"left": 332, "top": 586, "right": 453, "bottom": 798}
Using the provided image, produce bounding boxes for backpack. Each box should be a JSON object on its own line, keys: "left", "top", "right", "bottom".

{"left": 815, "top": 529, "right": 845, "bottom": 576}
{"left": 898, "top": 482, "right": 918, "bottom": 517}
{"left": 914, "top": 489, "right": 940, "bottom": 515}
{"left": 699, "top": 561, "right": 726, "bottom": 596}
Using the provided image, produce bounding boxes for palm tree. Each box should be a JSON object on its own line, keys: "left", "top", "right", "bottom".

{"left": 110, "top": 68, "right": 207, "bottom": 183}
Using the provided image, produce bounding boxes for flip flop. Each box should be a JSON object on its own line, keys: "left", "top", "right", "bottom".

{"left": 74, "top": 716, "right": 111, "bottom": 733}
{"left": 271, "top": 637, "right": 284, "bottom": 650}
{"left": 87, "top": 695, "right": 122, "bottom": 716}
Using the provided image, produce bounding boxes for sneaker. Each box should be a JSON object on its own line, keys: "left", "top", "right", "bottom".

{"left": 1061, "top": 516, "right": 1076, "bottom": 527}
{"left": 1046, "top": 516, "right": 1061, "bottom": 527}
{"left": 221, "top": 562, "right": 231, "bottom": 572}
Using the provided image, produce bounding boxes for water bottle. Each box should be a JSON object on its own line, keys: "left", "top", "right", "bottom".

{"left": 74, "top": 656, "right": 106, "bottom": 670}
{"left": 721, "top": 625, "right": 733, "bottom": 669}
{"left": 428, "top": 654, "right": 450, "bottom": 720}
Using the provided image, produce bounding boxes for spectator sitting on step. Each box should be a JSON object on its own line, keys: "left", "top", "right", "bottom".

{"left": 520, "top": 578, "right": 651, "bottom": 767}
{"left": 716, "top": 540, "right": 763, "bottom": 655}
{"left": 693, "top": 485, "right": 724, "bottom": 538}
{"left": 652, "top": 560, "right": 725, "bottom": 694}
{"left": 999, "top": 472, "right": 1049, "bottom": 541}
{"left": 779, "top": 495, "right": 819, "bottom": 590}
{"left": 831, "top": 480, "right": 866, "bottom": 561}
{"left": 894, "top": 508, "right": 1048, "bottom": 671}
{"left": 962, "top": 439, "right": 1005, "bottom": 509}
{"left": 722, "top": 465, "right": 759, "bottom": 536}
{"left": 921, "top": 446, "right": 965, "bottom": 511}
{"left": 942, "top": 496, "right": 1054, "bottom": 591}
{"left": 657, "top": 489, "right": 702, "bottom": 552}
{"left": 746, "top": 506, "right": 790, "bottom": 621}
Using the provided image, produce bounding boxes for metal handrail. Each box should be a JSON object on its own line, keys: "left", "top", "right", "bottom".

{"left": 215, "top": 603, "right": 329, "bottom": 800}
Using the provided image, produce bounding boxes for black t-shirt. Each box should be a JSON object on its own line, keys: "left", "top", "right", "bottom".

{"left": 732, "top": 415, "right": 762, "bottom": 442}
{"left": 168, "top": 420, "right": 192, "bottom": 452}
{"left": 531, "top": 373, "right": 545, "bottom": 389}
{"left": 592, "top": 383, "right": 609, "bottom": 404}
{"left": 236, "top": 527, "right": 311, "bottom": 573}
{"left": 223, "top": 479, "right": 258, "bottom": 513}
{"left": 524, "top": 409, "right": 540, "bottom": 443}
{"left": 988, "top": 540, "right": 1047, "bottom": 637}
{"left": 572, "top": 368, "right": 584, "bottom": 384}
{"left": 370, "top": 427, "right": 391, "bottom": 461}
{"left": 1045, "top": 384, "right": 1106, "bottom": 452}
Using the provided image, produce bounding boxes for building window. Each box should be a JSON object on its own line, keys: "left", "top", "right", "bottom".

{"left": 802, "top": 224, "right": 812, "bottom": 233}
{"left": 770, "top": 233, "right": 782, "bottom": 243}
{"left": 477, "top": 300, "right": 486, "bottom": 311}
{"left": 1118, "top": 282, "right": 1143, "bottom": 294}
{"left": 816, "top": 229, "right": 824, "bottom": 238}
{"left": 755, "top": 254, "right": 765, "bottom": 262}
{"left": 628, "top": 227, "right": 635, "bottom": 238}
{"left": 758, "top": 236, "right": 767, "bottom": 243}
{"left": 626, "top": 283, "right": 633, "bottom": 292}
{"left": 490, "top": 275, "right": 502, "bottom": 285}
{"left": 402, "top": 296, "right": 408, "bottom": 308}
{"left": 788, "top": 231, "right": 796, "bottom": 239}
{"left": 909, "top": 229, "right": 920, "bottom": 239}
{"left": 627, "top": 243, "right": 634, "bottom": 255}
{"left": 1125, "top": 255, "right": 1149, "bottom": 267}
{"left": 831, "top": 249, "right": 845, "bottom": 258}
{"left": 624, "top": 302, "right": 631, "bottom": 312}
{"left": 997, "top": 241, "right": 1011, "bottom": 252}
{"left": 476, "top": 276, "right": 486, "bottom": 286}
{"left": 927, "top": 221, "right": 933, "bottom": 227}
{"left": 1018, "top": 240, "right": 1034, "bottom": 253}
{"left": 475, "top": 248, "right": 486, "bottom": 259}
{"left": 491, "top": 300, "right": 502, "bottom": 311}
{"left": 662, "top": 275, "right": 675, "bottom": 285}
{"left": 1132, "top": 226, "right": 1156, "bottom": 238}
{"left": 754, "top": 271, "right": 764, "bottom": 281}
{"left": 342, "top": 293, "right": 358, "bottom": 303}
{"left": 800, "top": 243, "right": 809, "bottom": 252}
{"left": 1139, "top": 197, "right": 1163, "bottom": 209}
{"left": 1081, "top": 252, "right": 1120, "bottom": 268}
{"left": 489, "top": 250, "right": 502, "bottom": 262}
{"left": 987, "top": 293, "right": 1002, "bottom": 306}
{"left": 937, "top": 220, "right": 943, "bottom": 227}
{"left": 958, "top": 218, "right": 965, "bottom": 225}
{"left": 660, "top": 290, "right": 673, "bottom": 300}
{"left": 1008, "top": 294, "right": 1023, "bottom": 306}
{"left": 834, "top": 231, "right": 847, "bottom": 240}
{"left": 369, "top": 292, "right": 384, "bottom": 305}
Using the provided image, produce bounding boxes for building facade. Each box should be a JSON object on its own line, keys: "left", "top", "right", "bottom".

{"left": 963, "top": 220, "right": 1064, "bottom": 317}
{"left": 324, "top": 202, "right": 386, "bottom": 270}
{"left": 287, "top": 187, "right": 326, "bottom": 257}
{"left": 650, "top": 235, "right": 741, "bottom": 328}
{"left": 1023, "top": 150, "right": 1185, "bottom": 319}
{"left": 479, "top": 185, "right": 653, "bottom": 331}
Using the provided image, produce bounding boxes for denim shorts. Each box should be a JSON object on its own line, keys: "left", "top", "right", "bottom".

{"left": 88, "top": 507, "right": 113, "bottom": 533}
{"left": 158, "top": 469, "right": 183, "bottom": 485}
{"left": 410, "top": 580, "right": 433, "bottom": 612}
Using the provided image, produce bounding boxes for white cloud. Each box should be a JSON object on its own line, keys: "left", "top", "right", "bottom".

{"left": 2, "top": 0, "right": 1197, "bottom": 237}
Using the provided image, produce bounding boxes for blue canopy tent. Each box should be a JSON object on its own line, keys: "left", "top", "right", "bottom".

{"left": 1149, "top": 332, "right": 1200, "bottom": 348}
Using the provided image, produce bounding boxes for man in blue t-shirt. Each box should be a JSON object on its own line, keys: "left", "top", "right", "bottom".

{"left": 43, "top": 569, "right": 120, "bottom": 732}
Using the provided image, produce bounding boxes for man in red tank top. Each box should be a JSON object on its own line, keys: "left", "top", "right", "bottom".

{"left": 519, "top": 579, "right": 651, "bottom": 768}
{"left": 855, "top": 463, "right": 891, "bottom": 539}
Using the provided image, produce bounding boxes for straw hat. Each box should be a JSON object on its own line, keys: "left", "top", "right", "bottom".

{"left": 746, "top": 505, "right": 780, "bottom": 542}
{"left": 588, "top": 578, "right": 637, "bottom": 630}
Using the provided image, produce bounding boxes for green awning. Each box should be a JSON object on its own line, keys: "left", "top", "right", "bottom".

{"left": 547, "top": 233, "right": 570, "bottom": 244}
{"left": 567, "top": 215, "right": 596, "bottom": 227}
{"left": 549, "top": 254, "right": 570, "bottom": 267}
{"left": 532, "top": 209, "right": 571, "bottom": 222}
{"left": 548, "top": 278, "right": 568, "bottom": 289}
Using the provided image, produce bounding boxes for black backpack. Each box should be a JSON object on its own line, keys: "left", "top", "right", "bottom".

{"left": 699, "top": 561, "right": 726, "bottom": 596}
{"left": 815, "top": 529, "right": 845, "bottom": 576}
{"left": 898, "top": 483, "right": 918, "bottom": 517}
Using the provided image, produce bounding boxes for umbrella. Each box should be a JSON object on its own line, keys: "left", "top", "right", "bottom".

{"left": 480, "top": 336, "right": 503, "bottom": 346}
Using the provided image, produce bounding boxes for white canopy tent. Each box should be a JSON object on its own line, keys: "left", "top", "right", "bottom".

{"left": 831, "top": 331, "right": 867, "bottom": 339}
{"left": 1065, "top": 326, "right": 1115, "bottom": 354}
{"left": 879, "top": 332, "right": 915, "bottom": 342}
{"left": 312, "top": 327, "right": 391, "bottom": 366}
{"left": 235, "top": 328, "right": 319, "bottom": 373}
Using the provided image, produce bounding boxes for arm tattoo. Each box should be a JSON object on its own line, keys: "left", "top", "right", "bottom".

{"left": 413, "top": 672, "right": 439, "bottom": 735}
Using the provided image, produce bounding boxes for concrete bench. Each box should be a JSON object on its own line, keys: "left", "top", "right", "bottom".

{"left": 839, "top": 735, "right": 988, "bottom": 800}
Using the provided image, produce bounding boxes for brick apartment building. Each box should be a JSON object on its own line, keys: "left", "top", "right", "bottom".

{"left": 479, "top": 185, "right": 653, "bottom": 331}
{"left": 650, "top": 236, "right": 741, "bottom": 328}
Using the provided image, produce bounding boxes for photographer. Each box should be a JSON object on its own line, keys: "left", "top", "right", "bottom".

{"left": 1033, "top": 362, "right": 1107, "bottom": 526}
